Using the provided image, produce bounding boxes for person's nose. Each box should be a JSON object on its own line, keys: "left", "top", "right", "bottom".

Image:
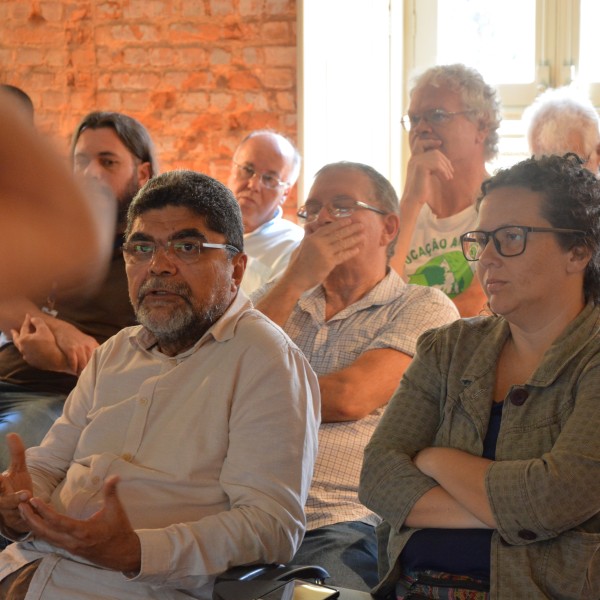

{"left": 148, "top": 245, "right": 178, "bottom": 275}
{"left": 81, "top": 160, "right": 104, "bottom": 181}
{"left": 314, "top": 204, "right": 335, "bottom": 226}
{"left": 412, "top": 115, "right": 432, "bottom": 135}
{"left": 477, "top": 236, "right": 501, "bottom": 266}
{"left": 246, "top": 171, "right": 262, "bottom": 192}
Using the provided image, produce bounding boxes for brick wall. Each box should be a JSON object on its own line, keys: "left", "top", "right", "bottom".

{"left": 0, "top": 0, "right": 299, "bottom": 205}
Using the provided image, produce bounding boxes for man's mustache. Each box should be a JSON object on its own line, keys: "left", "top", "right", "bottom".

{"left": 137, "top": 278, "right": 194, "bottom": 304}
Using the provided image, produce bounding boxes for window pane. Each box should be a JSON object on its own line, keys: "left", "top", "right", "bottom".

{"left": 579, "top": 0, "right": 600, "bottom": 83}
{"left": 436, "top": 0, "right": 536, "bottom": 84}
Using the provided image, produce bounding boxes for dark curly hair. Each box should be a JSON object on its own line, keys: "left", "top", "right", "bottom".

{"left": 479, "top": 153, "right": 600, "bottom": 304}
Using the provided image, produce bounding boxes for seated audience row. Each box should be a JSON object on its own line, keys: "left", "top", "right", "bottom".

{"left": 2, "top": 67, "right": 600, "bottom": 599}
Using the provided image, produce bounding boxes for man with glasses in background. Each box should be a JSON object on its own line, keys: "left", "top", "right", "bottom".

{"left": 390, "top": 64, "right": 502, "bottom": 317}
{"left": 252, "top": 161, "right": 459, "bottom": 591}
{"left": 0, "top": 170, "right": 319, "bottom": 600}
{"left": 227, "top": 129, "right": 304, "bottom": 294}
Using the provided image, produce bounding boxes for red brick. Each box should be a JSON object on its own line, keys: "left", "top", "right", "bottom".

{"left": 241, "top": 47, "right": 259, "bottom": 65}
{"left": 265, "top": 0, "right": 294, "bottom": 16}
{"left": 96, "top": 2, "right": 123, "bottom": 19}
{"left": 228, "top": 71, "right": 261, "bottom": 90}
{"left": 162, "top": 71, "right": 191, "bottom": 88}
{"left": 276, "top": 91, "right": 295, "bottom": 111}
{"left": 39, "top": 2, "right": 64, "bottom": 21}
{"left": 121, "top": 91, "right": 152, "bottom": 112}
{"left": 11, "top": 2, "right": 31, "bottom": 20}
{"left": 182, "top": 3, "right": 206, "bottom": 18}
{"left": 45, "top": 48, "right": 69, "bottom": 67}
{"left": 169, "top": 22, "right": 220, "bottom": 42}
{"left": 260, "top": 67, "right": 294, "bottom": 89}
{"left": 111, "top": 71, "right": 161, "bottom": 91}
{"left": 150, "top": 90, "right": 178, "bottom": 110}
{"left": 149, "top": 46, "right": 177, "bottom": 67}
{"left": 260, "top": 21, "right": 289, "bottom": 41}
{"left": 123, "top": 47, "right": 148, "bottom": 67}
{"left": 95, "top": 47, "right": 124, "bottom": 67}
{"left": 238, "top": 0, "right": 262, "bottom": 17}
{"left": 209, "top": 0, "right": 234, "bottom": 17}
{"left": 210, "top": 92, "right": 234, "bottom": 110}
{"left": 123, "top": 0, "right": 172, "bottom": 19}
{"left": 243, "top": 92, "right": 269, "bottom": 111}
{"left": 95, "top": 90, "right": 124, "bottom": 111}
{"left": 185, "top": 71, "right": 216, "bottom": 89}
{"left": 210, "top": 48, "right": 231, "bottom": 65}
{"left": 177, "top": 47, "right": 209, "bottom": 68}
{"left": 179, "top": 92, "right": 210, "bottom": 111}
{"left": 62, "top": 3, "right": 90, "bottom": 22}
{"left": 264, "top": 46, "right": 295, "bottom": 67}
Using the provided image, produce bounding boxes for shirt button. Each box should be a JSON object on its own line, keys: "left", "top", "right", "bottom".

{"left": 139, "top": 397, "right": 148, "bottom": 406}
{"left": 509, "top": 388, "right": 529, "bottom": 406}
{"left": 518, "top": 529, "right": 537, "bottom": 540}
{"left": 122, "top": 453, "right": 133, "bottom": 462}
{"left": 91, "top": 476, "right": 101, "bottom": 485}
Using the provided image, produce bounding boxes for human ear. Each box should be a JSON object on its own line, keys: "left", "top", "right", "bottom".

{"left": 566, "top": 244, "right": 592, "bottom": 274}
{"left": 231, "top": 252, "right": 247, "bottom": 291}
{"left": 137, "top": 162, "right": 152, "bottom": 187}
{"left": 380, "top": 213, "right": 400, "bottom": 247}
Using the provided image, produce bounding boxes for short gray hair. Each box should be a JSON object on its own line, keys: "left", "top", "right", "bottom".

{"left": 524, "top": 87, "right": 600, "bottom": 159}
{"left": 411, "top": 64, "right": 502, "bottom": 161}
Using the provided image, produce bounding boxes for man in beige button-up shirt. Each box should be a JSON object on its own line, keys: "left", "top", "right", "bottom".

{"left": 0, "top": 170, "right": 320, "bottom": 600}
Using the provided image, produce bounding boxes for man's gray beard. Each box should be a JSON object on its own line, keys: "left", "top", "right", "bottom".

{"left": 136, "top": 302, "right": 221, "bottom": 347}
{"left": 135, "top": 280, "right": 232, "bottom": 349}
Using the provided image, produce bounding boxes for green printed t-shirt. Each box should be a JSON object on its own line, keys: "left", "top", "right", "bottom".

{"left": 405, "top": 204, "right": 478, "bottom": 299}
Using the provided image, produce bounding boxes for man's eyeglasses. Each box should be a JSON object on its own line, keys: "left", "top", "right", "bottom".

{"left": 460, "top": 226, "right": 585, "bottom": 261}
{"left": 401, "top": 108, "right": 475, "bottom": 132}
{"left": 232, "top": 161, "right": 289, "bottom": 190}
{"left": 122, "top": 239, "right": 239, "bottom": 265}
{"left": 297, "top": 198, "right": 387, "bottom": 222}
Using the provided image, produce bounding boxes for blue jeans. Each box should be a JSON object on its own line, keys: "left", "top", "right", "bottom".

{"left": 289, "top": 521, "right": 379, "bottom": 592}
{"left": 0, "top": 382, "right": 65, "bottom": 470}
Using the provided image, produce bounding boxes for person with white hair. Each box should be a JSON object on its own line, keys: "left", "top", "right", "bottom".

{"left": 524, "top": 86, "right": 600, "bottom": 174}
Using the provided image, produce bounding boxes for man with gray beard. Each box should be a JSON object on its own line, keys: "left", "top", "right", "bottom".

{"left": 0, "top": 170, "right": 320, "bottom": 600}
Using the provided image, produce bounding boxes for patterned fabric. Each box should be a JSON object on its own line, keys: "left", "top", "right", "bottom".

{"left": 396, "top": 569, "right": 489, "bottom": 600}
{"left": 280, "top": 269, "right": 459, "bottom": 529}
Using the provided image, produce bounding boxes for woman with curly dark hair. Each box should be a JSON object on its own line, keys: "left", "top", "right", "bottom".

{"left": 360, "top": 154, "right": 600, "bottom": 599}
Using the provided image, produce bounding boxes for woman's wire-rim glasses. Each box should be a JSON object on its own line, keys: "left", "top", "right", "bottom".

{"left": 460, "top": 226, "right": 586, "bottom": 261}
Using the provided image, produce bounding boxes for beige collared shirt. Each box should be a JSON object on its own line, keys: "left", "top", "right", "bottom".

{"left": 0, "top": 292, "right": 320, "bottom": 600}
